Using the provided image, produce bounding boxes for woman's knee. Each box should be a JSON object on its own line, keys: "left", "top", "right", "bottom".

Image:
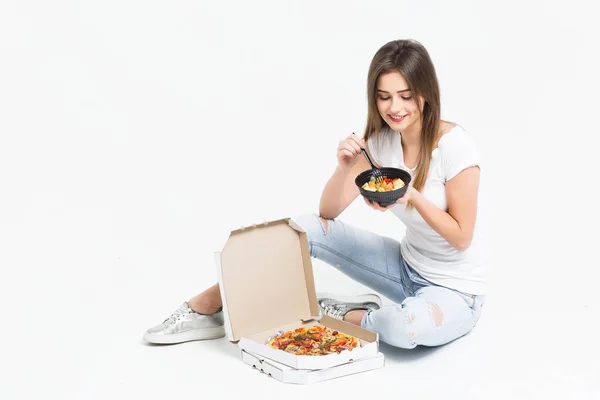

{"left": 381, "top": 298, "right": 441, "bottom": 349}
{"left": 293, "top": 213, "right": 331, "bottom": 237}
{"left": 292, "top": 213, "right": 332, "bottom": 258}
{"left": 400, "top": 297, "right": 442, "bottom": 346}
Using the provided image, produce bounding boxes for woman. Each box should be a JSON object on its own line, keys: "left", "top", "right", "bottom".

{"left": 143, "top": 39, "right": 487, "bottom": 349}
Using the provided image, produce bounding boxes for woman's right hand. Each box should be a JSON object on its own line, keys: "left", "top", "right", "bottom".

{"left": 337, "top": 134, "right": 366, "bottom": 172}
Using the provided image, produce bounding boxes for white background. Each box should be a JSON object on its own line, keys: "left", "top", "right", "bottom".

{"left": 1, "top": 0, "right": 599, "bottom": 399}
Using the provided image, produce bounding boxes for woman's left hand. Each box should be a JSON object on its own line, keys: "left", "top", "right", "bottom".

{"left": 396, "top": 185, "right": 415, "bottom": 205}
{"left": 363, "top": 186, "right": 415, "bottom": 211}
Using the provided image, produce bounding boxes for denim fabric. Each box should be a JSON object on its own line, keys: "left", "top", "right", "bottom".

{"left": 294, "top": 213, "right": 485, "bottom": 349}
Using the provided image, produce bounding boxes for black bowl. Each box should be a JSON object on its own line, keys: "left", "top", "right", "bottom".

{"left": 355, "top": 167, "right": 412, "bottom": 207}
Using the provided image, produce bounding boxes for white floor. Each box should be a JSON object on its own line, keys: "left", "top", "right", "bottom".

{"left": 2, "top": 1, "right": 599, "bottom": 399}
{"left": 2, "top": 250, "right": 598, "bottom": 399}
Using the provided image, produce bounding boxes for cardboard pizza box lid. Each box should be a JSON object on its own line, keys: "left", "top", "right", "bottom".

{"left": 214, "top": 218, "right": 320, "bottom": 342}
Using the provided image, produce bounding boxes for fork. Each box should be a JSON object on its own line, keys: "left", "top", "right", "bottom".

{"left": 353, "top": 132, "right": 384, "bottom": 183}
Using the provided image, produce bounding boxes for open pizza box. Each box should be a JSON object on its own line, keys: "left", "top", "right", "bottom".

{"left": 214, "top": 217, "right": 381, "bottom": 371}
{"left": 241, "top": 349, "right": 385, "bottom": 384}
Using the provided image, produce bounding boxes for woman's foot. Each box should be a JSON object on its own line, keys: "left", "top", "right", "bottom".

{"left": 317, "top": 292, "right": 382, "bottom": 322}
{"left": 143, "top": 301, "right": 225, "bottom": 344}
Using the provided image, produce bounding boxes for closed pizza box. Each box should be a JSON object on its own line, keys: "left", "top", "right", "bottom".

{"left": 214, "top": 218, "right": 380, "bottom": 370}
{"left": 241, "top": 349, "right": 385, "bottom": 384}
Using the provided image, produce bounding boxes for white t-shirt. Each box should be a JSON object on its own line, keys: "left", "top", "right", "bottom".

{"left": 367, "top": 125, "right": 488, "bottom": 295}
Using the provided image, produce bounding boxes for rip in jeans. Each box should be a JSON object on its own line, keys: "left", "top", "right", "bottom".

{"left": 404, "top": 301, "right": 444, "bottom": 341}
{"left": 317, "top": 216, "right": 331, "bottom": 236}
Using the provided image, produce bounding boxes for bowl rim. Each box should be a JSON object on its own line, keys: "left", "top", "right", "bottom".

{"left": 355, "top": 167, "right": 412, "bottom": 187}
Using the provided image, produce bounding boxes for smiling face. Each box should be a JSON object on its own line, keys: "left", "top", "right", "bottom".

{"left": 376, "top": 70, "right": 423, "bottom": 133}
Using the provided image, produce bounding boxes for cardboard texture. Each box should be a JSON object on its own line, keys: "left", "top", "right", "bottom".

{"left": 215, "top": 217, "right": 380, "bottom": 371}
{"left": 241, "top": 350, "right": 385, "bottom": 384}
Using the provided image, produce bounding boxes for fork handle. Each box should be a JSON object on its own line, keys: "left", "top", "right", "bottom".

{"left": 352, "top": 132, "right": 377, "bottom": 170}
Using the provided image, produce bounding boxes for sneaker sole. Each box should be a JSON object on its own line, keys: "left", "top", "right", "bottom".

{"left": 316, "top": 292, "right": 383, "bottom": 308}
{"left": 143, "top": 326, "right": 226, "bottom": 344}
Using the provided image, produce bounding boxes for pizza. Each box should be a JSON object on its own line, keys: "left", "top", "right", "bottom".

{"left": 267, "top": 325, "right": 359, "bottom": 356}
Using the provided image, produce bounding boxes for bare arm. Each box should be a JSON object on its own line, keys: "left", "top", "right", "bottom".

{"left": 319, "top": 159, "right": 370, "bottom": 219}
{"left": 408, "top": 166, "right": 480, "bottom": 251}
{"left": 318, "top": 135, "right": 372, "bottom": 219}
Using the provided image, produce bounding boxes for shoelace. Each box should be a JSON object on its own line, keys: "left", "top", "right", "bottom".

{"left": 165, "top": 304, "right": 190, "bottom": 324}
{"left": 322, "top": 303, "right": 346, "bottom": 320}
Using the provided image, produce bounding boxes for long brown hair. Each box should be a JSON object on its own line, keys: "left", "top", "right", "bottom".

{"left": 363, "top": 39, "right": 441, "bottom": 208}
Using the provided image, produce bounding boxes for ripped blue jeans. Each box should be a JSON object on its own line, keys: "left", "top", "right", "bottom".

{"left": 294, "top": 213, "right": 486, "bottom": 349}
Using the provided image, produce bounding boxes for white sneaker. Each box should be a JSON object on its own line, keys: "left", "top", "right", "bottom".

{"left": 143, "top": 302, "right": 225, "bottom": 344}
